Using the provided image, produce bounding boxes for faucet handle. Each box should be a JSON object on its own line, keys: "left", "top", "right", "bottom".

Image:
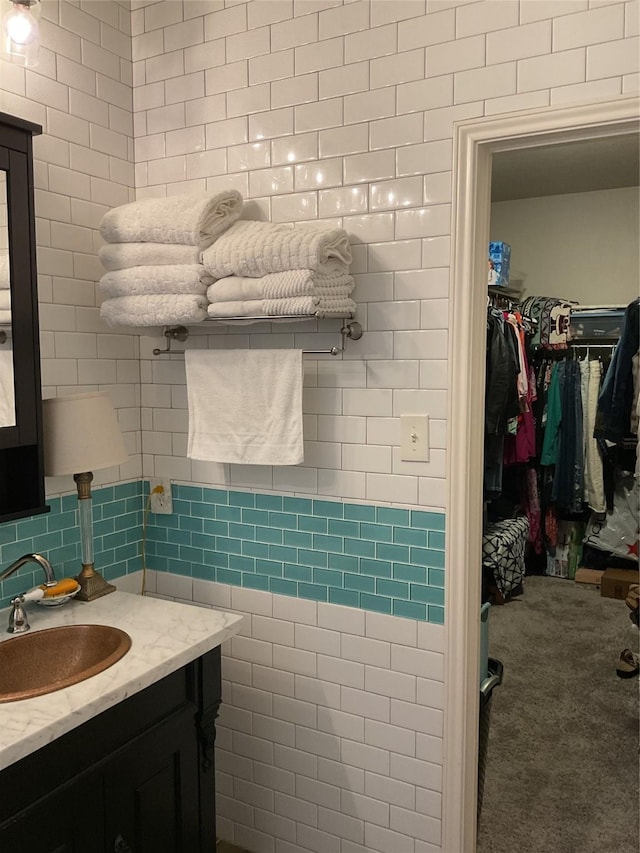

{"left": 7, "top": 596, "right": 30, "bottom": 634}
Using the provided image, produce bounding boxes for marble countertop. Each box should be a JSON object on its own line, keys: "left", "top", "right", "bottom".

{"left": 0, "top": 591, "right": 244, "bottom": 770}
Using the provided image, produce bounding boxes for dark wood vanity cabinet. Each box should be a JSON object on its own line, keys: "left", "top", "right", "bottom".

{"left": 0, "top": 647, "right": 222, "bottom": 853}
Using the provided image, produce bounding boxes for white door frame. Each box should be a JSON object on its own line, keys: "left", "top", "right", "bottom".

{"left": 443, "top": 95, "right": 640, "bottom": 853}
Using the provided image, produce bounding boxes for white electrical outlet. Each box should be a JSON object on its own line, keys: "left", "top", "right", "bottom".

{"left": 400, "top": 414, "right": 430, "bottom": 462}
{"left": 149, "top": 478, "right": 173, "bottom": 514}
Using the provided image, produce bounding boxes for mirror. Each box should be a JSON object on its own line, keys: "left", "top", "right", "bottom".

{"left": 0, "top": 169, "right": 16, "bottom": 428}
{"left": 0, "top": 111, "right": 46, "bottom": 522}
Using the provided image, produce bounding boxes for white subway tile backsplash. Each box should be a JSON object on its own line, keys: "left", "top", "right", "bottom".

{"left": 344, "top": 87, "right": 396, "bottom": 124}
{"left": 296, "top": 36, "right": 344, "bottom": 74}
{"left": 454, "top": 60, "right": 517, "bottom": 103}
{"left": 369, "top": 239, "right": 423, "bottom": 272}
{"left": 272, "top": 73, "right": 319, "bottom": 108}
{"left": 550, "top": 76, "right": 621, "bottom": 105}
{"left": 456, "top": 0, "right": 519, "bottom": 38}
{"left": 520, "top": 0, "right": 589, "bottom": 23}
{"left": 295, "top": 97, "right": 343, "bottom": 133}
{"left": 587, "top": 35, "right": 640, "bottom": 78}
{"left": 427, "top": 33, "right": 485, "bottom": 76}
{"left": 295, "top": 158, "right": 343, "bottom": 191}
{"left": 228, "top": 83, "right": 272, "bottom": 118}
{"left": 396, "top": 139, "right": 451, "bottom": 178}
{"left": 344, "top": 212, "right": 394, "bottom": 245}
{"left": 627, "top": 0, "right": 640, "bottom": 36}
{"left": 518, "top": 47, "right": 587, "bottom": 92}
{"left": 318, "top": 186, "right": 367, "bottom": 217}
{"left": 345, "top": 23, "right": 397, "bottom": 63}
{"left": 319, "top": 123, "right": 369, "bottom": 158}
{"left": 370, "top": 113, "right": 424, "bottom": 151}
{"left": 554, "top": 3, "right": 625, "bottom": 50}
{"left": 205, "top": 60, "right": 248, "bottom": 95}
{"left": 371, "top": 48, "right": 425, "bottom": 89}
{"left": 398, "top": 7, "right": 455, "bottom": 50}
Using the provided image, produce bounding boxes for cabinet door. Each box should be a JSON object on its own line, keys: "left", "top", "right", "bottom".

{"left": 0, "top": 774, "right": 104, "bottom": 852}
{"left": 104, "top": 709, "right": 200, "bottom": 853}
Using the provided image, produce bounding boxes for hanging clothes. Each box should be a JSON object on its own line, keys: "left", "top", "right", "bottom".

{"left": 594, "top": 297, "right": 640, "bottom": 442}
{"left": 584, "top": 359, "right": 606, "bottom": 513}
{"left": 484, "top": 308, "right": 519, "bottom": 498}
{"left": 553, "top": 360, "right": 584, "bottom": 513}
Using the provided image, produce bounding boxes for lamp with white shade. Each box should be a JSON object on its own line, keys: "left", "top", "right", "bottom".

{"left": 43, "top": 391, "right": 128, "bottom": 602}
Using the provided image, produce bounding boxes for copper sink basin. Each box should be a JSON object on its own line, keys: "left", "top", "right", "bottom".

{"left": 0, "top": 624, "right": 132, "bottom": 703}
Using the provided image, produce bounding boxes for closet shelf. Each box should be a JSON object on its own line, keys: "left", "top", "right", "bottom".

{"left": 152, "top": 317, "right": 363, "bottom": 357}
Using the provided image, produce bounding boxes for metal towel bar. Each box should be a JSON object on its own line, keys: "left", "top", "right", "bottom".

{"left": 152, "top": 319, "right": 363, "bottom": 357}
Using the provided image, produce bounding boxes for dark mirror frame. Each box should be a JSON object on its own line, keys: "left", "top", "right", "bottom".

{"left": 0, "top": 112, "right": 47, "bottom": 522}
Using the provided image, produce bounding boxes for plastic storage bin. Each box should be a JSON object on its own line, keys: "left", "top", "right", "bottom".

{"left": 479, "top": 602, "right": 491, "bottom": 684}
{"left": 477, "top": 657, "right": 504, "bottom": 822}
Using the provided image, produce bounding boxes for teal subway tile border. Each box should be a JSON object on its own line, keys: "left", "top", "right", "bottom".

{"left": 0, "top": 481, "right": 446, "bottom": 624}
{"left": 145, "top": 484, "right": 446, "bottom": 624}
{"left": 0, "top": 481, "right": 143, "bottom": 609}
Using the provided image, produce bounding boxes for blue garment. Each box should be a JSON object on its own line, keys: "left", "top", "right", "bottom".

{"left": 594, "top": 298, "right": 639, "bottom": 442}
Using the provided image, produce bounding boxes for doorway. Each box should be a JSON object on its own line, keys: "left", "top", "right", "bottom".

{"left": 442, "top": 96, "right": 640, "bottom": 853}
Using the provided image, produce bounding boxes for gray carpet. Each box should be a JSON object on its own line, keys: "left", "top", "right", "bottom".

{"left": 477, "top": 575, "right": 639, "bottom": 853}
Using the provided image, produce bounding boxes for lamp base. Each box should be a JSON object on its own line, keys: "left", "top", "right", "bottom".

{"left": 75, "top": 564, "right": 116, "bottom": 602}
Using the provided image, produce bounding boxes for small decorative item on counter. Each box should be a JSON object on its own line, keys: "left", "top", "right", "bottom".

{"left": 488, "top": 241, "right": 511, "bottom": 288}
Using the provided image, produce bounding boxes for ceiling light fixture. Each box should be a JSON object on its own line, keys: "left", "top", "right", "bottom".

{"left": 1, "top": 0, "right": 40, "bottom": 67}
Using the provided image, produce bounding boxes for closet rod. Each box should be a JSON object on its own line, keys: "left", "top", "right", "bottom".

{"left": 152, "top": 321, "right": 363, "bottom": 357}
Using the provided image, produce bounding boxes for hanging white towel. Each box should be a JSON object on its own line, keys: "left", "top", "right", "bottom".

{"left": 99, "top": 190, "right": 243, "bottom": 248}
{"left": 99, "top": 265, "right": 213, "bottom": 297}
{"left": 185, "top": 349, "right": 304, "bottom": 466}
{"left": 99, "top": 242, "right": 203, "bottom": 271}
{"left": 201, "top": 220, "right": 352, "bottom": 278}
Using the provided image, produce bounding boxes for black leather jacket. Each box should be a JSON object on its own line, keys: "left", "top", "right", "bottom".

{"left": 485, "top": 311, "right": 520, "bottom": 435}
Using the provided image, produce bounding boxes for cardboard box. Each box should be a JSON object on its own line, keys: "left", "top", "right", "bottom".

{"left": 575, "top": 568, "right": 604, "bottom": 587}
{"left": 600, "top": 568, "right": 640, "bottom": 600}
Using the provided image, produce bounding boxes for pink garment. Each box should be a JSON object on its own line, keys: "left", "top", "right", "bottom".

{"left": 504, "top": 345, "right": 537, "bottom": 465}
{"left": 522, "top": 466, "right": 543, "bottom": 554}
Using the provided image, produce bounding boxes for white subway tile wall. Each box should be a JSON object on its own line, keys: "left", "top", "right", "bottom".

{"left": 0, "top": 0, "right": 139, "bottom": 490}
{"left": 130, "top": 0, "right": 637, "bottom": 515}
{"left": 152, "top": 572, "right": 445, "bottom": 853}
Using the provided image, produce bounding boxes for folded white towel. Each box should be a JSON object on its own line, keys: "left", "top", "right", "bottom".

{"left": 201, "top": 220, "right": 352, "bottom": 278}
{"left": 99, "top": 190, "right": 243, "bottom": 248}
{"left": 100, "top": 265, "right": 214, "bottom": 298}
{"left": 100, "top": 294, "right": 208, "bottom": 327}
{"left": 0, "top": 309, "right": 11, "bottom": 323}
{"left": 207, "top": 295, "right": 356, "bottom": 319}
{"left": 0, "top": 291, "right": 10, "bottom": 310}
{"left": 99, "top": 242, "right": 203, "bottom": 271}
{"left": 186, "top": 349, "right": 304, "bottom": 465}
{"left": 207, "top": 270, "right": 354, "bottom": 303}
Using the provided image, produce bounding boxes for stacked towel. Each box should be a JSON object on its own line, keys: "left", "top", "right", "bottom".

{"left": 99, "top": 190, "right": 243, "bottom": 249}
{"left": 98, "top": 191, "right": 243, "bottom": 327}
{"left": 202, "top": 220, "right": 351, "bottom": 278}
{"left": 202, "top": 222, "right": 355, "bottom": 322}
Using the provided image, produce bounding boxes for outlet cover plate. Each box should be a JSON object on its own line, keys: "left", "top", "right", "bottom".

{"left": 400, "top": 414, "right": 430, "bottom": 462}
{"left": 150, "top": 478, "right": 173, "bottom": 514}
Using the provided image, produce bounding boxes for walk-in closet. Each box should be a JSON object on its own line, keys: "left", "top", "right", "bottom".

{"left": 476, "top": 134, "right": 639, "bottom": 853}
